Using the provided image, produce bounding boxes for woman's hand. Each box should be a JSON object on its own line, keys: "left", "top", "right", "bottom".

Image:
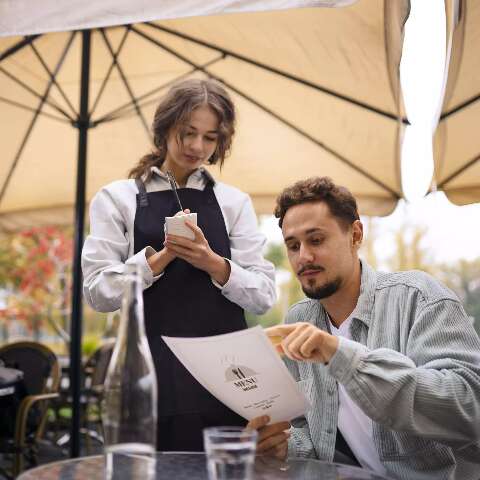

{"left": 164, "top": 221, "right": 231, "bottom": 286}
{"left": 147, "top": 247, "right": 176, "bottom": 276}
{"left": 265, "top": 323, "right": 339, "bottom": 364}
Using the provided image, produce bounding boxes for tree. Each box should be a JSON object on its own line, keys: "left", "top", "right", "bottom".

{"left": 246, "top": 241, "right": 305, "bottom": 328}
{"left": 387, "top": 224, "right": 433, "bottom": 273}
{"left": 0, "top": 226, "right": 73, "bottom": 346}
{"left": 435, "top": 259, "right": 480, "bottom": 333}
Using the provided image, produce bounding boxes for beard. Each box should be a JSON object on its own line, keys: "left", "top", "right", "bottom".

{"left": 301, "top": 276, "right": 342, "bottom": 300}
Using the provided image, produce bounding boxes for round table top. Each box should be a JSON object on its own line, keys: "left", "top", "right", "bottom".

{"left": 18, "top": 452, "right": 392, "bottom": 479}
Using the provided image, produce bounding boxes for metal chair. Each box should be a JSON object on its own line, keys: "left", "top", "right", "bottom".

{"left": 0, "top": 341, "right": 60, "bottom": 478}
{"left": 53, "top": 339, "right": 115, "bottom": 453}
{"left": 82, "top": 339, "right": 115, "bottom": 451}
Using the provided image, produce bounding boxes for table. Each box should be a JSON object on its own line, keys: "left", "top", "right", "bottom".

{"left": 18, "top": 452, "right": 392, "bottom": 479}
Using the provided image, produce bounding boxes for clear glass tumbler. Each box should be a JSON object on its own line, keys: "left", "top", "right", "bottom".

{"left": 203, "top": 426, "right": 258, "bottom": 480}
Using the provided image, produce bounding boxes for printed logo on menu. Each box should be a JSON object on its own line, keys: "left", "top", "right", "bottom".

{"left": 222, "top": 357, "right": 259, "bottom": 392}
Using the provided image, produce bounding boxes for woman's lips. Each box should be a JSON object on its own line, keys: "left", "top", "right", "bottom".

{"left": 184, "top": 154, "right": 202, "bottom": 163}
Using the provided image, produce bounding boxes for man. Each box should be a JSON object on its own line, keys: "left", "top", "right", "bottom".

{"left": 249, "top": 177, "right": 480, "bottom": 479}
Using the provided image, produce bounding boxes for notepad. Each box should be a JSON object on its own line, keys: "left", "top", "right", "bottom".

{"left": 164, "top": 213, "right": 197, "bottom": 240}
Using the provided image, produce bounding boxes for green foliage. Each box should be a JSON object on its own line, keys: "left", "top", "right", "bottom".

{"left": 435, "top": 259, "right": 480, "bottom": 333}
{"left": 248, "top": 242, "right": 305, "bottom": 327}
{"left": 264, "top": 243, "right": 287, "bottom": 269}
{"left": 82, "top": 334, "right": 101, "bottom": 357}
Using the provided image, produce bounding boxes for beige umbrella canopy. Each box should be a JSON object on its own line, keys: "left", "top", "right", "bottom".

{"left": 0, "top": 0, "right": 409, "bottom": 232}
{"left": 0, "top": 0, "right": 409, "bottom": 459}
{"left": 433, "top": 0, "right": 480, "bottom": 205}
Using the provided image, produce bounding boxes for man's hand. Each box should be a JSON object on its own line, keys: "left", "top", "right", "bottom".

{"left": 265, "top": 323, "right": 339, "bottom": 364}
{"left": 246, "top": 415, "right": 290, "bottom": 460}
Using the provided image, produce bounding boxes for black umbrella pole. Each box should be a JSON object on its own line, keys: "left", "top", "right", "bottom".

{"left": 69, "top": 29, "right": 91, "bottom": 458}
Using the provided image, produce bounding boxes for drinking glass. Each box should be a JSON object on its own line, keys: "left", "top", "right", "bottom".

{"left": 203, "top": 426, "right": 258, "bottom": 480}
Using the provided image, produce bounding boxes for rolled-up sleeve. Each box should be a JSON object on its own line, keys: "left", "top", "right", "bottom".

{"left": 82, "top": 187, "right": 161, "bottom": 312}
{"left": 216, "top": 195, "right": 276, "bottom": 315}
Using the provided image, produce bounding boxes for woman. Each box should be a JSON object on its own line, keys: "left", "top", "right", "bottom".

{"left": 81, "top": 78, "right": 276, "bottom": 451}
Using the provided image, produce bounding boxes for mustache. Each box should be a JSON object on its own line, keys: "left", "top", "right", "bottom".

{"left": 297, "top": 264, "right": 325, "bottom": 276}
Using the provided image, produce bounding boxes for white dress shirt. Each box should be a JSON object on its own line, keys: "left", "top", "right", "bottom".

{"left": 82, "top": 167, "right": 276, "bottom": 314}
{"left": 329, "top": 316, "right": 388, "bottom": 476}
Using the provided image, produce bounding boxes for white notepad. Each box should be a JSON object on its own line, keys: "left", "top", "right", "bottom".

{"left": 164, "top": 212, "right": 197, "bottom": 240}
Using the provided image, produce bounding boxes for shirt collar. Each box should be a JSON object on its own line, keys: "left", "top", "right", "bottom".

{"left": 150, "top": 166, "right": 216, "bottom": 185}
{"left": 318, "top": 259, "right": 376, "bottom": 329}
{"left": 349, "top": 259, "right": 377, "bottom": 327}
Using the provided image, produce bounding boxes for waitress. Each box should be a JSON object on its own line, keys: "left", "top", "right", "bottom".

{"left": 81, "top": 78, "right": 276, "bottom": 451}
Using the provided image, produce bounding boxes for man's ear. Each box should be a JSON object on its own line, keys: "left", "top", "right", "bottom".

{"left": 351, "top": 220, "right": 363, "bottom": 250}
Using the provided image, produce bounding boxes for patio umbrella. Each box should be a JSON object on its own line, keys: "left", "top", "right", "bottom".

{"left": 0, "top": 0, "right": 409, "bottom": 457}
{"left": 433, "top": 0, "right": 480, "bottom": 205}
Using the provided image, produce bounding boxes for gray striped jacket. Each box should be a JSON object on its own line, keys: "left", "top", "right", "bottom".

{"left": 285, "top": 261, "right": 480, "bottom": 480}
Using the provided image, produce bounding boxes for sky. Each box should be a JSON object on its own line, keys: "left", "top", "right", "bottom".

{"left": 260, "top": 0, "right": 480, "bottom": 266}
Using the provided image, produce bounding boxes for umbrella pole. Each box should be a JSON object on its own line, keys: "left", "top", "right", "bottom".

{"left": 69, "top": 29, "right": 91, "bottom": 459}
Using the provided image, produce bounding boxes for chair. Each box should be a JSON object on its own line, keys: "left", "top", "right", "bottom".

{"left": 81, "top": 339, "right": 115, "bottom": 450}
{"left": 52, "top": 339, "right": 115, "bottom": 453}
{"left": 0, "top": 341, "right": 60, "bottom": 478}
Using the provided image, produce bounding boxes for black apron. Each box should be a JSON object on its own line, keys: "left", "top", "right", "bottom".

{"left": 133, "top": 176, "right": 247, "bottom": 451}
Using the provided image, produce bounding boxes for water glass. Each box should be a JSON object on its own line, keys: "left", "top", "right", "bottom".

{"left": 203, "top": 426, "right": 258, "bottom": 480}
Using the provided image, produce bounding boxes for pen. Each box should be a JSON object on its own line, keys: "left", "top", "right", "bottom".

{"left": 166, "top": 171, "right": 184, "bottom": 212}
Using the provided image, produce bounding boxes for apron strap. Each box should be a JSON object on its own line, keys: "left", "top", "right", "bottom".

{"left": 136, "top": 170, "right": 214, "bottom": 209}
{"left": 135, "top": 178, "right": 149, "bottom": 207}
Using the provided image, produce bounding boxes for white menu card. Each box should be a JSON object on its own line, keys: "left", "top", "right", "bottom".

{"left": 162, "top": 326, "right": 311, "bottom": 423}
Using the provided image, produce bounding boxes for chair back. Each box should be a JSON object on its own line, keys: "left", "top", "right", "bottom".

{"left": 0, "top": 341, "right": 60, "bottom": 396}
{"left": 85, "top": 339, "right": 115, "bottom": 389}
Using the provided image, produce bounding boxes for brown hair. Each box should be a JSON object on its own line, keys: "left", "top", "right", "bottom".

{"left": 274, "top": 177, "right": 359, "bottom": 230}
{"left": 129, "top": 78, "right": 235, "bottom": 180}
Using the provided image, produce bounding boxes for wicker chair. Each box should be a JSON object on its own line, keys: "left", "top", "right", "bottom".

{"left": 0, "top": 341, "right": 60, "bottom": 478}
{"left": 53, "top": 339, "right": 115, "bottom": 453}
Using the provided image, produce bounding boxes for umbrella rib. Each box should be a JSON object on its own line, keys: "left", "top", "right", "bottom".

{"left": 29, "top": 41, "right": 78, "bottom": 118}
{"left": 0, "top": 35, "right": 41, "bottom": 62}
{"left": 0, "top": 96, "right": 70, "bottom": 123}
{"left": 0, "top": 65, "right": 75, "bottom": 122}
{"left": 437, "top": 153, "right": 480, "bottom": 189}
{"left": 130, "top": 26, "right": 400, "bottom": 199}
{"left": 440, "top": 93, "right": 480, "bottom": 121}
{"left": 94, "top": 55, "right": 225, "bottom": 125}
{"left": 143, "top": 22, "right": 409, "bottom": 126}
{"left": 98, "top": 28, "right": 151, "bottom": 138}
{"left": 89, "top": 27, "right": 131, "bottom": 116}
{"left": 0, "top": 32, "right": 77, "bottom": 207}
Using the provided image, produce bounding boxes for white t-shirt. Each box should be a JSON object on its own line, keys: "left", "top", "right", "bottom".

{"left": 329, "top": 316, "right": 388, "bottom": 476}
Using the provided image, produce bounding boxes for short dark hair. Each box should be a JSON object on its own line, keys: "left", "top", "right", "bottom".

{"left": 274, "top": 177, "right": 359, "bottom": 230}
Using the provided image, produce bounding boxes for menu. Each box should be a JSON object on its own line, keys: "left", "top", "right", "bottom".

{"left": 162, "top": 326, "right": 311, "bottom": 423}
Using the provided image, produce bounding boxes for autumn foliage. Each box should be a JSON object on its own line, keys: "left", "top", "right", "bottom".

{"left": 0, "top": 226, "right": 73, "bottom": 334}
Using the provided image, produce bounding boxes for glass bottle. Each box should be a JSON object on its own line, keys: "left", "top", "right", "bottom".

{"left": 102, "top": 264, "right": 157, "bottom": 478}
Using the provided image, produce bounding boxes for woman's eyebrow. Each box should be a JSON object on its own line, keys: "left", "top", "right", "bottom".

{"left": 186, "top": 125, "right": 219, "bottom": 134}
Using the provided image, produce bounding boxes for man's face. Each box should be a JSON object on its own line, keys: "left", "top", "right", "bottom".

{"left": 282, "top": 201, "right": 362, "bottom": 300}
